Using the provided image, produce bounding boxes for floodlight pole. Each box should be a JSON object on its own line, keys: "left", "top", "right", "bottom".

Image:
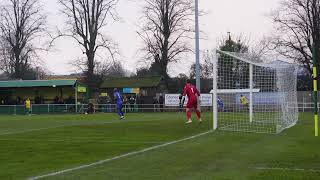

{"left": 75, "top": 83, "right": 78, "bottom": 113}
{"left": 249, "top": 64, "right": 253, "bottom": 123}
{"left": 313, "top": 42, "right": 319, "bottom": 137}
{"left": 195, "top": 0, "right": 201, "bottom": 92}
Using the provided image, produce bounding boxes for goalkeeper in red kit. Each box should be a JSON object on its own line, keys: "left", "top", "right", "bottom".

{"left": 182, "top": 79, "right": 202, "bottom": 124}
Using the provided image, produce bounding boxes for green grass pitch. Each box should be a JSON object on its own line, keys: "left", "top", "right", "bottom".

{"left": 0, "top": 112, "right": 319, "bottom": 179}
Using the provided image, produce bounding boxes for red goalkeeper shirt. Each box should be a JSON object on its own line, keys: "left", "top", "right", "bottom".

{"left": 183, "top": 84, "right": 200, "bottom": 101}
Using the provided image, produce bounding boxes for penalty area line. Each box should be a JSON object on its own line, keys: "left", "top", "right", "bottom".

{"left": 28, "top": 131, "right": 212, "bottom": 180}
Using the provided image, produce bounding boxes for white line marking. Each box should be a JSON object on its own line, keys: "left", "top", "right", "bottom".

{"left": 0, "top": 119, "right": 156, "bottom": 136}
{"left": 254, "top": 167, "right": 320, "bottom": 172}
{"left": 0, "top": 138, "right": 165, "bottom": 144}
{"left": 0, "top": 130, "right": 10, "bottom": 133}
{"left": 0, "top": 126, "right": 67, "bottom": 136}
{"left": 28, "top": 131, "right": 212, "bottom": 180}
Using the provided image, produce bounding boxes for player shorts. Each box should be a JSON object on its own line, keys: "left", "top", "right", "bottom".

{"left": 187, "top": 98, "right": 198, "bottom": 109}
{"left": 116, "top": 102, "right": 123, "bottom": 109}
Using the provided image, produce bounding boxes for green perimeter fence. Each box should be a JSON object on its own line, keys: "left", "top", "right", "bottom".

{"left": 0, "top": 103, "right": 314, "bottom": 115}
{"left": 0, "top": 104, "right": 213, "bottom": 115}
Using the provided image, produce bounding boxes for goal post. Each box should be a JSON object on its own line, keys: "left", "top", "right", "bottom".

{"left": 212, "top": 49, "right": 218, "bottom": 130}
{"left": 212, "top": 49, "right": 299, "bottom": 134}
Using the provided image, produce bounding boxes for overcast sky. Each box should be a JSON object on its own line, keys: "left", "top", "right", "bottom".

{"left": 41, "top": 0, "right": 282, "bottom": 76}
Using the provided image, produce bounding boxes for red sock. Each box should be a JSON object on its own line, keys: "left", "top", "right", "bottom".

{"left": 196, "top": 110, "right": 201, "bottom": 119}
{"left": 186, "top": 111, "right": 191, "bottom": 120}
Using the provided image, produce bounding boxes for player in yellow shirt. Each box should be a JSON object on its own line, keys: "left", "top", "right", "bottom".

{"left": 240, "top": 95, "right": 249, "bottom": 110}
{"left": 25, "top": 98, "right": 31, "bottom": 115}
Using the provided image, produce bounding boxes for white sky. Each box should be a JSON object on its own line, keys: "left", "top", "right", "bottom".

{"left": 41, "top": 0, "right": 282, "bottom": 76}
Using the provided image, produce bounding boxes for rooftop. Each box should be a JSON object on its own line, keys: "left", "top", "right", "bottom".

{"left": 0, "top": 80, "right": 78, "bottom": 88}
{"left": 101, "top": 76, "right": 163, "bottom": 88}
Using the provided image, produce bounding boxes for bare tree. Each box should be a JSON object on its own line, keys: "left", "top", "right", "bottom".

{"left": 96, "top": 60, "right": 126, "bottom": 78}
{"left": 0, "top": 0, "right": 47, "bottom": 79}
{"left": 58, "top": 0, "right": 119, "bottom": 88}
{"left": 190, "top": 34, "right": 251, "bottom": 81}
{"left": 138, "top": 0, "right": 194, "bottom": 80}
{"left": 0, "top": 41, "right": 11, "bottom": 75}
{"left": 218, "top": 33, "right": 250, "bottom": 53}
{"left": 271, "top": 0, "right": 320, "bottom": 74}
{"left": 189, "top": 50, "right": 213, "bottom": 79}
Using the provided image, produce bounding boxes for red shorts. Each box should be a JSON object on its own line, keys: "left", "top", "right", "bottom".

{"left": 187, "top": 98, "right": 198, "bottom": 109}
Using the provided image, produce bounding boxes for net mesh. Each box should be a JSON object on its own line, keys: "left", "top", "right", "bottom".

{"left": 214, "top": 50, "right": 299, "bottom": 134}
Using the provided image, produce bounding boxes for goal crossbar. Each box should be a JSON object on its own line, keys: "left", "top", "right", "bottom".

{"left": 211, "top": 89, "right": 261, "bottom": 94}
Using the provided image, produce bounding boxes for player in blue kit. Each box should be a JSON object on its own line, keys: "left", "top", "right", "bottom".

{"left": 114, "top": 88, "right": 125, "bottom": 120}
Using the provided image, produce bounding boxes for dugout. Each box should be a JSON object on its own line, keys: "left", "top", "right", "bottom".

{"left": 0, "top": 80, "right": 88, "bottom": 106}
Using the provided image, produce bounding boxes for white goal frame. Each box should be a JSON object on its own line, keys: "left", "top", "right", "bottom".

{"left": 212, "top": 49, "right": 299, "bottom": 134}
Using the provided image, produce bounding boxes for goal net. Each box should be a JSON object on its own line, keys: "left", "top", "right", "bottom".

{"left": 212, "top": 50, "right": 299, "bottom": 134}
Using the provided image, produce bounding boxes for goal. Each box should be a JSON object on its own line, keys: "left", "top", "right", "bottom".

{"left": 212, "top": 50, "right": 299, "bottom": 134}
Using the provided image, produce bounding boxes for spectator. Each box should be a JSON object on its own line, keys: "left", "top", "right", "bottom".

{"left": 58, "top": 97, "right": 64, "bottom": 104}
{"left": 40, "top": 96, "right": 45, "bottom": 104}
{"left": 54, "top": 96, "right": 59, "bottom": 104}
{"left": 35, "top": 96, "right": 41, "bottom": 104}
{"left": 123, "top": 96, "right": 128, "bottom": 111}
{"left": 86, "top": 103, "right": 95, "bottom": 114}
{"left": 129, "top": 95, "right": 135, "bottom": 112}
{"left": 4, "top": 96, "right": 12, "bottom": 105}
{"left": 153, "top": 96, "right": 158, "bottom": 112}
{"left": 106, "top": 94, "right": 111, "bottom": 104}
{"left": 16, "top": 96, "right": 22, "bottom": 105}
{"left": 240, "top": 95, "right": 249, "bottom": 111}
{"left": 179, "top": 94, "right": 185, "bottom": 112}
{"left": 136, "top": 94, "right": 144, "bottom": 112}
{"left": 25, "top": 98, "right": 31, "bottom": 115}
{"left": 66, "top": 96, "right": 75, "bottom": 104}
{"left": 125, "top": 96, "right": 130, "bottom": 112}
{"left": 217, "top": 96, "right": 224, "bottom": 112}
{"left": 159, "top": 95, "right": 164, "bottom": 112}
{"left": 106, "top": 94, "right": 112, "bottom": 113}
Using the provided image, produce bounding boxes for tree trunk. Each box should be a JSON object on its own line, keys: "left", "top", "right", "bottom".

{"left": 14, "top": 50, "right": 21, "bottom": 79}
{"left": 86, "top": 51, "right": 96, "bottom": 88}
